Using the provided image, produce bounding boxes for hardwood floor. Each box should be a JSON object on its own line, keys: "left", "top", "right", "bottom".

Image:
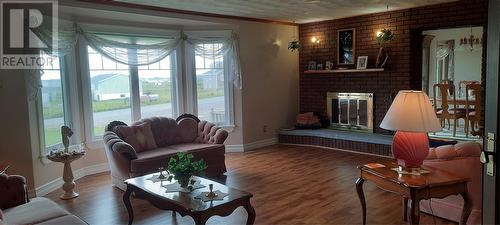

{"left": 46, "top": 145, "right": 455, "bottom": 225}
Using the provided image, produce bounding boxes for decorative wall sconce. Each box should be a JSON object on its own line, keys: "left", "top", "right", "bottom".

{"left": 311, "top": 36, "right": 320, "bottom": 47}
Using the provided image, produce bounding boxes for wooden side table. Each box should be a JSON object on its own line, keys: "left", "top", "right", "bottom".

{"left": 356, "top": 162, "right": 472, "bottom": 225}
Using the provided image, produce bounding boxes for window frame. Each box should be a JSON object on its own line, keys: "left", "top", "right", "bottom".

{"left": 80, "top": 39, "right": 181, "bottom": 143}
{"left": 37, "top": 54, "right": 75, "bottom": 156}
{"left": 36, "top": 29, "right": 236, "bottom": 153}
{"left": 186, "top": 41, "right": 235, "bottom": 127}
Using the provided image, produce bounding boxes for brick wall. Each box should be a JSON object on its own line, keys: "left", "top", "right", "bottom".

{"left": 299, "top": 0, "right": 488, "bottom": 134}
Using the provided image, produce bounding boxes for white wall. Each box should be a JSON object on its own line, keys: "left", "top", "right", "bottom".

{"left": 423, "top": 27, "right": 483, "bottom": 96}
{"left": 0, "top": 1, "right": 299, "bottom": 194}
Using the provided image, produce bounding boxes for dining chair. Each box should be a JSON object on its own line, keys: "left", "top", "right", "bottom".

{"left": 433, "top": 83, "right": 466, "bottom": 137}
{"left": 458, "top": 80, "right": 478, "bottom": 98}
{"left": 465, "top": 83, "right": 483, "bottom": 137}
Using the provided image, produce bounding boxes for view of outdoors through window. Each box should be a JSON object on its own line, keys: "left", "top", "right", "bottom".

{"left": 87, "top": 46, "right": 176, "bottom": 137}
{"left": 88, "top": 46, "right": 132, "bottom": 136}
{"left": 138, "top": 55, "right": 174, "bottom": 118}
{"left": 40, "top": 54, "right": 64, "bottom": 147}
{"left": 195, "top": 43, "right": 227, "bottom": 124}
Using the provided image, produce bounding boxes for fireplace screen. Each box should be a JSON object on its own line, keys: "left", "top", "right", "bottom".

{"left": 327, "top": 92, "right": 373, "bottom": 132}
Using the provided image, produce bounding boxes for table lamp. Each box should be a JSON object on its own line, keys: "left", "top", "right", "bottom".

{"left": 380, "top": 90, "right": 442, "bottom": 173}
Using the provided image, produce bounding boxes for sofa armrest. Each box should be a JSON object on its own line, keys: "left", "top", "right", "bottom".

{"left": 196, "top": 121, "right": 229, "bottom": 144}
{"left": 0, "top": 174, "right": 28, "bottom": 209}
{"left": 426, "top": 141, "right": 482, "bottom": 161}
{"left": 213, "top": 129, "right": 229, "bottom": 144}
{"left": 103, "top": 131, "right": 138, "bottom": 160}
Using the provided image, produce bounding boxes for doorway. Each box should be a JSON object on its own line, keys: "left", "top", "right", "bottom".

{"left": 421, "top": 26, "right": 484, "bottom": 141}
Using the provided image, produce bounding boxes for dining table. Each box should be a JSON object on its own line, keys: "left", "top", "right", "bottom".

{"left": 432, "top": 98, "right": 476, "bottom": 107}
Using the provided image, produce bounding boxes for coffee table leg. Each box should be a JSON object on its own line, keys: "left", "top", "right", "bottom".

{"left": 244, "top": 199, "right": 256, "bottom": 225}
{"left": 123, "top": 185, "right": 134, "bottom": 225}
{"left": 356, "top": 178, "right": 366, "bottom": 225}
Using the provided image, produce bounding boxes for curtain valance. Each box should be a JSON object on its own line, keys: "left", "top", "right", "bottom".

{"left": 32, "top": 22, "right": 242, "bottom": 100}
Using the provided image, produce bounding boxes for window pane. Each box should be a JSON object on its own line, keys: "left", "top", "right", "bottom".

{"left": 41, "top": 56, "right": 64, "bottom": 147}
{"left": 139, "top": 55, "right": 174, "bottom": 118}
{"left": 88, "top": 46, "right": 131, "bottom": 137}
{"left": 195, "top": 43, "right": 226, "bottom": 124}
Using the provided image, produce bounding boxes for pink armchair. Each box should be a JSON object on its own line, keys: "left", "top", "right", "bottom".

{"left": 0, "top": 174, "right": 87, "bottom": 225}
{"left": 420, "top": 141, "right": 482, "bottom": 225}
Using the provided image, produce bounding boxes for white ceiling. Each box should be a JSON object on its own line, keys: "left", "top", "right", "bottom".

{"left": 117, "top": 0, "right": 457, "bottom": 24}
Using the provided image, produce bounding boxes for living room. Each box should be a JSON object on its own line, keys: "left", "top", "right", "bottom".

{"left": 0, "top": 0, "right": 499, "bottom": 224}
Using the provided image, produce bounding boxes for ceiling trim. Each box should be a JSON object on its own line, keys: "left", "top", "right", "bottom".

{"left": 77, "top": 0, "right": 299, "bottom": 26}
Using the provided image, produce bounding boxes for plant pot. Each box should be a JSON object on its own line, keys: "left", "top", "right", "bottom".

{"left": 376, "top": 46, "right": 389, "bottom": 68}
{"left": 177, "top": 175, "right": 192, "bottom": 188}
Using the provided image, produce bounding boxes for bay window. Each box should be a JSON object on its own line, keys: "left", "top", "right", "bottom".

{"left": 83, "top": 42, "right": 178, "bottom": 140}
{"left": 36, "top": 28, "right": 237, "bottom": 150}
{"left": 87, "top": 46, "right": 132, "bottom": 137}
{"left": 138, "top": 54, "right": 177, "bottom": 119}
{"left": 39, "top": 54, "right": 67, "bottom": 151}
{"left": 193, "top": 42, "right": 231, "bottom": 125}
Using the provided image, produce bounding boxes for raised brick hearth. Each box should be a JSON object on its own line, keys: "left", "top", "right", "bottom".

{"left": 280, "top": 0, "right": 488, "bottom": 156}
{"left": 279, "top": 129, "right": 392, "bottom": 156}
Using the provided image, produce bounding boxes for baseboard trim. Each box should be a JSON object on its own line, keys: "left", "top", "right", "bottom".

{"left": 280, "top": 143, "right": 392, "bottom": 159}
{"left": 225, "top": 144, "right": 245, "bottom": 152}
{"left": 34, "top": 163, "right": 110, "bottom": 197}
{"left": 226, "top": 137, "right": 278, "bottom": 152}
{"left": 244, "top": 138, "right": 278, "bottom": 151}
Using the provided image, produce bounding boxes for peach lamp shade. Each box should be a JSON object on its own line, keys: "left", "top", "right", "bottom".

{"left": 380, "top": 90, "right": 442, "bottom": 168}
{"left": 380, "top": 90, "right": 442, "bottom": 132}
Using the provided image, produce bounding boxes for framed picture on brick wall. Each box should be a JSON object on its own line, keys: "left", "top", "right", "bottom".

{"left": 337, "top": 28, "right": 356, "bottom": 65}
{"left": 356, "top": 56, "right": 368, "bottom": 69}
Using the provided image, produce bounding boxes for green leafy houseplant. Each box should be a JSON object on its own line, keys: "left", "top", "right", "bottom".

{"left": 288, "top": 40, "right": 301, "bottom": 52}
{"left": 376, "top": 28, "right": 395, "bottom": 45}
{"left": 167, "top": 152, "right": 207, "bottom": 189}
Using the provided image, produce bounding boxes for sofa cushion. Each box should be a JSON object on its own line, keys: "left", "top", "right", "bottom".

{"left": 130, "top": 147, "right": 180, "bottom": 173}
{"left": 130, "top": 144, "right": 224, "bottom": 173}
{"left": 37, "top": 215, "right": 87, "bottom": 225}
{"left": 177, "top": 118, "right": 198, "bottom": 143}
{"left": 426, "top": 141, "right": 481, "bottom": 160}
{"left": 114, "top": 122, "right": 157, "bottom": 153}
{"left": 166, "top": 143, "right": 224, "bottom": 153}
{"left": 3, "top": 197, "right": 69, "bottom": 225}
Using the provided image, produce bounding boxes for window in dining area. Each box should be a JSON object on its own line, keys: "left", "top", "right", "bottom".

{"left": 421, "top": 27, "right": 484, "bottom": 140}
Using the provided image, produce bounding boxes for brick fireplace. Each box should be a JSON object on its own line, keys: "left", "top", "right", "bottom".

{"left": 327, "top": 92, "right": 373, "bottom": 132}
{"left": 280, "top": 0, "right": 488, "bottom": 156}
{"left": 298, "top": 0, "right": 487, "bottom": 135}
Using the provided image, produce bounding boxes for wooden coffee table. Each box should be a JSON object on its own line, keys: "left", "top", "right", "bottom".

{"left": 123, "top": 174, "right": 255, "bottom": 225}
{"left": 356, "top": 162, "right": 472, "bottom": 225}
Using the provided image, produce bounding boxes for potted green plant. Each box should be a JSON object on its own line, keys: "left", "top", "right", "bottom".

{"left": 288, "top": 40, "right": 301, "bottom": 52}
{"left": 167, "top": 152, "right": 207, "bottom": 189}
{"left": 375, "top": 28, "right": 395, "bottom": 68}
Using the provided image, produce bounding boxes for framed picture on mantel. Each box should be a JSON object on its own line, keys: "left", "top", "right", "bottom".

{"left": 337, "top": 28, "right": 356, "bottom": 65}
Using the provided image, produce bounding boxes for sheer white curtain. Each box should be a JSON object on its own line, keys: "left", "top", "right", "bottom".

{"left": 185, "top": 32, "right": 242, "bottom": 89}
{"left": 436, "top": 40, "right": 455, "bottom": 82}
{"left": 80, "top": 30, "right": 181, "bottom": 66}
{"left": 29, "top": 24, "right": 243, "bottom": 99}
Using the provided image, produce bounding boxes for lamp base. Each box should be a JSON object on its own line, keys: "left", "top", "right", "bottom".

{"left": 394, "top": 166, "right": 429, "bottom": 176}
{"left": 392, "top": 131, "right": 430, "bottom": 169}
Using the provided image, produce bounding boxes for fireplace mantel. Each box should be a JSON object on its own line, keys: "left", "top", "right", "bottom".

{"left": 304, "top": 68, "right": 384, "bottom": 74}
